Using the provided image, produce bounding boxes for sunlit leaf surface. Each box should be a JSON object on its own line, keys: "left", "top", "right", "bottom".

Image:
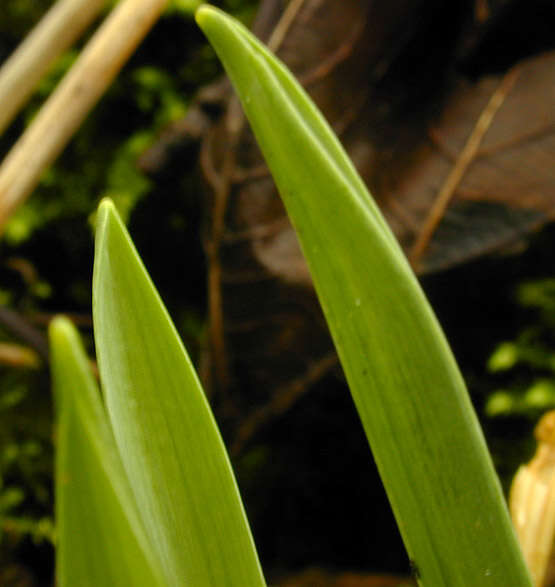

{"left": 93, "top": 199, "right": 266, "bottom": 586}
{"left": 50, "top": 316, "right": 164, "bottom": 587}
{"left": 196, "top": 6, "right": 532, "bottom": 585}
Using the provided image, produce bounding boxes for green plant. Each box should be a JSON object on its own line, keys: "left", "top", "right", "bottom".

{"left": 48, "top": 5, "right": 533, "bottom": 586}
{"left": 487, "top": 278, "right": 555, "bottom": 418}
{"left": 0, "top": 0, "right": 253, "bottom": 571}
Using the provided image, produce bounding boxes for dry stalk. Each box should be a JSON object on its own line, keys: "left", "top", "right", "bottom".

{"left": 0, "top": 0, "right": 168, "bottom": 234}
{"left": 0, "top": 0, "right": 106, "bottom": 136}
{"left": 409, "top": 66, "right": 521, "bottom": 268}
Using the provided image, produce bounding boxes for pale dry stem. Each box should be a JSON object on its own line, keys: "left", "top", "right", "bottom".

{"left": 0, "top": 0, "right": 168, "bottom": 234}
{"left": 409, "top": 66, "right": 521, "bottom": 268}
{"left": 0, "top": 0, "right": 106, "bottom": 136}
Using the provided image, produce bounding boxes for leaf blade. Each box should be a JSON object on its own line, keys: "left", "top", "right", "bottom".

{"left": 50, "top": 316, "right": 164, "bottom": 587}
{"left": 196, "top": 6, "right": 532, "bottom": 586}
{"left": 92, "top": 199, "right": 266, "bottom": 586}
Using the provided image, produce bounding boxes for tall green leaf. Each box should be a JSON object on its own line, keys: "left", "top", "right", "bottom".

{"left": 49, "top": 316, "right": 164, "bottom": 587}
{"left": 195, "top": 6, "right": 532, "bottom": 585}
{"left": 92, "top": 199, "right": 266, "bottom": 586}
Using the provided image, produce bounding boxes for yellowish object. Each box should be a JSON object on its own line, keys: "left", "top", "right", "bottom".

{"left": 0, "top": 342, "right": 40, "bottom": 368}
{"left": 510, "top": 411, "right": 555, "bottom": 586}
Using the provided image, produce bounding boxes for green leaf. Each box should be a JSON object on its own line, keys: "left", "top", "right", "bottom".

{"left": 92, "top": 199, "right": 265, "bottom": 586}
{"left": 49, "top": 316, "right": 164, "bottom": 587}
{"left": 195, "top": 6, "right": 532, "bottom": 586}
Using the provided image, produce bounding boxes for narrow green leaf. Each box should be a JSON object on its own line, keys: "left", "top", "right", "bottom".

{"left": 92, "top": 199, "right": 265, "bottom": 586}
{"left": 195, "top": 6, "right": 532, "bottom": 586}
{"left": 49, "top": 316, "right": 164, "bottom": 587}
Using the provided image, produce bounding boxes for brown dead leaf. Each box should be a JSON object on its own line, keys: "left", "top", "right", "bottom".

{"left": 396, "top": 51, "right": 555, "bottom": 272}
{"left": 236, "top": 50, "right": 555, "bottom": 281}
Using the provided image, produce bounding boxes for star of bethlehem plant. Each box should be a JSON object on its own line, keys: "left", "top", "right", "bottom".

{"left": 49, "top": 5, "right": 533, "bottom": 586}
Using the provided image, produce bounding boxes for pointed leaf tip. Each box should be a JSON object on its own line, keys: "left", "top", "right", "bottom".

{"left": 96, "top": 197, "right": 117, "bottom": 227}
{"left": 195, "top": 5, "right": 238, "bottom": 40}
{"left": 94, "top": 198, "right": 118, "bottom": 249}
{"left": 49, "top": 315, "right": 75, "bottom": 347}
{"left": 195, "top": 4, "right": 218, "bottom": 27}
{"left": 98, "top": 196, "right": 116, "bottom": 214}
